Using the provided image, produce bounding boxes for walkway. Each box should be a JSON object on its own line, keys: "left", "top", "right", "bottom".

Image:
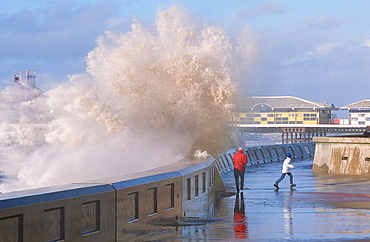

{"left": 136, "top": 158, "right": 370, "bottom": 241}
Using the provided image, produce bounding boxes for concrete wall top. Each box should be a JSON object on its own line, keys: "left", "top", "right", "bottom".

{"left": 111, "top": 171, "right": 181, "bottom": 190}
{"left": 0, "top": 183, "right": 115, "bottom": 209}
{"left": 149, "top": 156, "right": 211, "bottom": 175}
{"left": 108, "top": 156, "right": 213, "bottom": 188}
{"left": 85, "top": 156, "right": 211, "bottom": 185}
{"left": 0, "top": 155, "right": 212, "bottom": 210}
{"left": 313, "top": 136, "right": 370, "bottom": 144}
{"left": 178, "top": 156, "right": 214, "bottom": 176}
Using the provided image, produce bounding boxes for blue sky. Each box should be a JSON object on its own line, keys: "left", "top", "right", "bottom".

{"left": 1, "top": 0, "right": 370, "bottom": 108}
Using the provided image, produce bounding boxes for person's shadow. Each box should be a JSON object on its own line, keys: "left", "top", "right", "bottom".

{"left": 233, "top": 192, "right": 248, "bottom": 239}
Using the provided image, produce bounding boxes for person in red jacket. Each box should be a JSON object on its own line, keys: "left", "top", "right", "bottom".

{"left": 232, "top": 148, "right": 248, "bottom": 193}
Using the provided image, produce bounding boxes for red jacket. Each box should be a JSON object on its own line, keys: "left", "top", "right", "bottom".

{"left": 232, "top": 150, "right": 248, "bottom": 171}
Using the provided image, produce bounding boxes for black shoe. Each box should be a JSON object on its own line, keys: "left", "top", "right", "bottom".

{"left": 290, "top": 184, "right": 296, "bottom": 187}
{"left": 273, "top": 184, "right": 279, "bottom": 189}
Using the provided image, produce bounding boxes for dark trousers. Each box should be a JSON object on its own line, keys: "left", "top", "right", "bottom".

{"left": 275, "top": 172, "right": 293, "bottom": 185}
{"left": 234, "top": 169, "right": 245, "bottom": 192}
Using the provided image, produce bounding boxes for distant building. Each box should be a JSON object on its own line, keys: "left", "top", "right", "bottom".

{"left": 13, "top": 70, "right": 43, "bottom": 102}
{"left": 232, "top": 96, "right": 337, "bottom": 125}
{"left": 340, "top": 99, "right": 370, "bottom": 125}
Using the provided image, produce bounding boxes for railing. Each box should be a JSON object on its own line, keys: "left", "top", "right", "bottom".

{"left": 235, "top": 124, "right": 364, "bottom": 144}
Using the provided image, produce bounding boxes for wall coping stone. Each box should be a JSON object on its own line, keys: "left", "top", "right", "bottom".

{"left": 313, "top": 136, "right": 370, "bottom": 144}
{"left": 0, "top": 183, "right": 115, "bottom": 209}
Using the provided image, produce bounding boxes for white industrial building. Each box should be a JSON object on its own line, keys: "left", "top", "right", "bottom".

{"left": 340, "top": 100, "right": 370, "bottom": 125}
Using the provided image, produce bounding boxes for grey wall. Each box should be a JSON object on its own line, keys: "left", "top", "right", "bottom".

{"left": 0, "top": 156, "right": 219, "bottom": 242}
{"left": 0, "top": 142, "right": 316, "bottom": 241}
{"left": 313, "top": 136, "right": 370, "bottom": 174}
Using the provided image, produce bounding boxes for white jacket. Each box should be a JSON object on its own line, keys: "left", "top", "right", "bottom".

{"left": 282, "top": 157, "right": 295, "bottom": 173}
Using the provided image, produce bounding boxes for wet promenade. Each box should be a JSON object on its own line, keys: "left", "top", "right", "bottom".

{"left": 141, "top": 158, "right": 370, "bottom": 241}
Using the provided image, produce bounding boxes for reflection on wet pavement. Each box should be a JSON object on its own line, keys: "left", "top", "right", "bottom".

{"left": 233, "top": 192, "right": 248, "bottom": 239}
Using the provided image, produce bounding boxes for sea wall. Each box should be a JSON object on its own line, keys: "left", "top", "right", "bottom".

{"left": 0, "top": 156, "right": 219, "bottom": 242}
{"left": 216, "top": 142, "right": 315, "bottom": 176}
{"left": 312, "top": 136, "right": 370, "bottom": 174}
{"left": 0, "top": 142, "right": 316, "bottom": 241}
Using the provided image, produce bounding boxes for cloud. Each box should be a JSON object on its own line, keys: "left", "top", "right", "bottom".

{"left": 363, "top": 39, "right": 370, "bottom": 48}
{"left": 0, "top": 1, "right": 133, "bottom": 87}
{"left": 246, "top": 14, "right": 370, "bottom": 107}
{"left": 238, "top": 2, "right": 286, "bottom": 19}
{"left": 299, "top": 16, "right": 343, "bottom": 32}
{"left": 0, "top": 1, "right": 119, "bottom": 60}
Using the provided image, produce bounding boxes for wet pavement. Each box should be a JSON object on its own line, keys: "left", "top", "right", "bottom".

{"left": 137, "top": 158, "right": 370, "bottom": 241}
{"left": 213, "top": 158, "right": 370, "bottom": 241}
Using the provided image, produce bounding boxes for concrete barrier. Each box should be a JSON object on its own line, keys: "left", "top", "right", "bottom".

{"left": 312, "top": 136, "right": 370, "bottom": 175}
{"left": 0, "top": 142, "right": 317, "bottom": 241}
{"left": 216, "top": 142, "right": 315, "bottom": 175}
{"left": 0, "top": 184, "right": 116, "bottom": 241}
{"left": 0, "top": 156, "right": 220, "bottom": 242}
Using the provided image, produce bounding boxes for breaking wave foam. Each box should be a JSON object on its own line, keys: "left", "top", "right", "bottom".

{"left": 0, "top": 6, "right": 257, "bottom": 192}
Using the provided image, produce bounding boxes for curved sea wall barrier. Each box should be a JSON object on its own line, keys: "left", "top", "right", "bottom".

{"left": 0, "top": 142, "right": 315, "bottom": 241}
{"left": 0, "top": 156, "right": 220, "bottom": 241}
{"left": 216, "top": 142, "right": 315, "bottom": 176}
{"left": 312, "top": 136, "right": 370, "bottom": 175}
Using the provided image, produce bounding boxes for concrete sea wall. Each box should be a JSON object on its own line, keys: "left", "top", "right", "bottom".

{"left": 312, "top": 136, "right": 370, "bottom": 175}
{"left": 0, "top": 156, "right": 219, "bottom": 241}
{"left": 0, "top": 142, "right": 315, "bottom": 241}
{"left": 216, "top": 142, "right": 315, "bottom": 176}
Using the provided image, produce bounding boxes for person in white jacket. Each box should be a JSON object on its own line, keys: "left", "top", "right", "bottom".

{"left": 273, "top": 153, "right": 296, "bottom": 189}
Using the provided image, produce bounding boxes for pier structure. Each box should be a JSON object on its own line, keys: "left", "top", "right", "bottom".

{"left": 236, "top": 124, "right": 365, "bottom": 143}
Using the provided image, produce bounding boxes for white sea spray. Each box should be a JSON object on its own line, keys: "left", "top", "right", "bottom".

{"left": 0, "top": 6, "right": 257, "bottom": 192}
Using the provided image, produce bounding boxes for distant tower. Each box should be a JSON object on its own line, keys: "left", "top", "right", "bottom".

{"left": 13, "top": 70, "right": 42, "bottom": 102}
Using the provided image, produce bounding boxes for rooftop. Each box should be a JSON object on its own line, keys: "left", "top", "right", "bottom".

{"left": 341, "top": 99, "right": 370, "bottom": 110}
{"left": 239, "top": 96, "right": 335, "bottom": 110}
